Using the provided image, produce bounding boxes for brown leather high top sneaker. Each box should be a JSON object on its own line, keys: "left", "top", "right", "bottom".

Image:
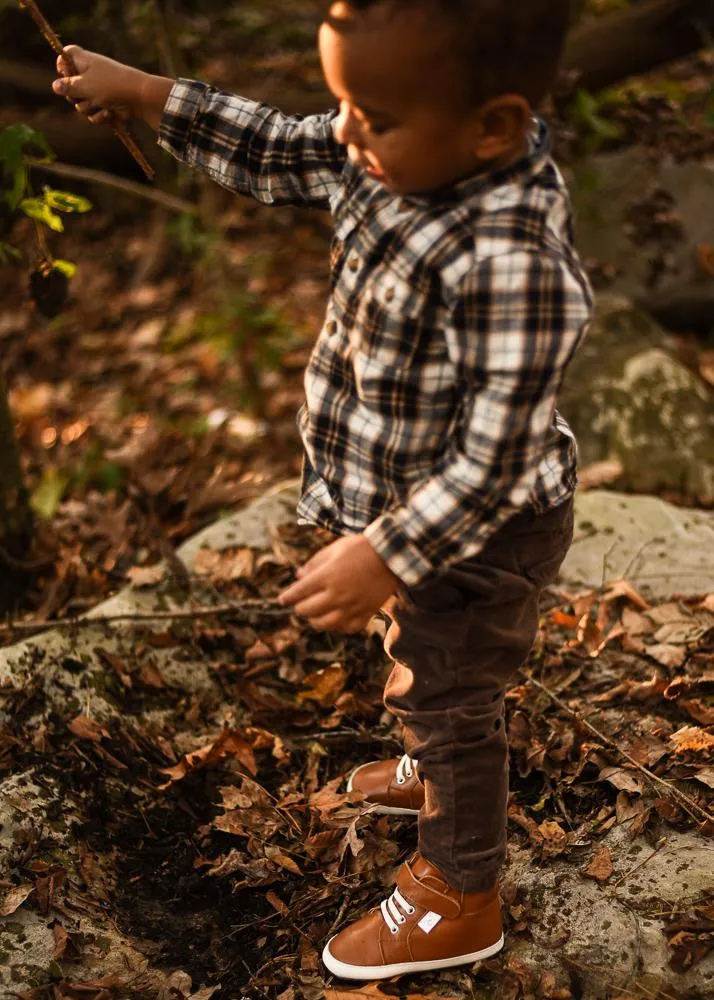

{"left": 322, "top": 853, "right": 504, "bottom": 980}
{"left": 347, "top": 755, "right": 424, "bottom": 816}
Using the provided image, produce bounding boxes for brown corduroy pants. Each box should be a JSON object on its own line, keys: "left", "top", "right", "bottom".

{"left": 379, "top": 497, "right": 575, "bottom": 892}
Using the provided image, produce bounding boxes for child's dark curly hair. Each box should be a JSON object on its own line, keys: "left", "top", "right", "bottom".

{"left": 328, "top": 0, "right": 573, "bottom": 107}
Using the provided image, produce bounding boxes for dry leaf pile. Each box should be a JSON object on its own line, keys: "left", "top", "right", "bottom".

{"left": 1, "top": 527, "right": 713, "bottom": 999}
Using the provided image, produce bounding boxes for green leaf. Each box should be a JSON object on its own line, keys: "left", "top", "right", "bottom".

{"left": 0, "top": 124, "right": 53, "bottom": 174}
{"left": 570, "top": 89, "right": 621, "bottom": 142}
{"left": 44, "top": 188, "right": 92, "bottom": 214}
{"left": 4, "top": 163, "right": 27, "bottom": 211}
{"left": 52, "top": 259, "right": 77, "bottom": 279}
{"left": 30, "top": 467, "right": 69, "bottom": 520}
{"left": 93, "top": 461, "right": 125, "bottom": 492}
{"left": 0, "top": 241, "right": 21, "bottom": 264}
{"left": 0, "top": 125, "right": 55, "bottom": 208}
{"left": 20, "top": 196, "right": 64, "bottom": 232}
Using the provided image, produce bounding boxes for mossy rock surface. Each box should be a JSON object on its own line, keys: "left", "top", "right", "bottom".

{"left": 560, "top": 296, "right": 714, "bottom": 503}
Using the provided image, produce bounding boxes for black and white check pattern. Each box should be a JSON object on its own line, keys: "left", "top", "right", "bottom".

{"left": 160, "top": 81, "right": 593, "bottom": 586}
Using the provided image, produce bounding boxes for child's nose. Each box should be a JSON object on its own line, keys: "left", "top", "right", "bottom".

{"left": 335, "top": 103, "right": 363, "bottom": 148}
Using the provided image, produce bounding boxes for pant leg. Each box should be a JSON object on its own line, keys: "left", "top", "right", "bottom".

{"left": 380, "top": 498, "right": 574, "bottom": 892}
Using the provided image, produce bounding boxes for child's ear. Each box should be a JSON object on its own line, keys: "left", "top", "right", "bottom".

{"left": 472, "top": 95, "right": 531, "bottom": 162}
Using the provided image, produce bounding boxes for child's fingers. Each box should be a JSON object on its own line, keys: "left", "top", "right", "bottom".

{"left": 55, "top": 46, "right": 84, "bottom": 75}
{"left": 88, "top": 109, "right": 112, "bottom": 126}
{"left": 52, "top": 75, "right": 83, "bottom": 98}
{"left": 62, "top": 44, "right": 85, "bottom": 69}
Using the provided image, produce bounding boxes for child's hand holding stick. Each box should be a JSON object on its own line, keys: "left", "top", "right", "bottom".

{"left": 21, "top": 0, "right": 155, "bottom": 180}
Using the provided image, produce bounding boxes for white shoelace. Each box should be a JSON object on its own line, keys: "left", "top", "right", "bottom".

{"left": 380, "top": 887, "right": 416, "bottom": 934}
{"left": 395, "top": 754, "right": 417, "bottom": 785}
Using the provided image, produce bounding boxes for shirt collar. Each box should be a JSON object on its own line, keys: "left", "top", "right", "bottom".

{"left": 401, "top": 117, "right": 552, "bottom": 209}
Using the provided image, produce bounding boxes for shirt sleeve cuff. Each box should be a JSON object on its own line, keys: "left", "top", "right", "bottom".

{"left": 157, "top": 78, "right": 210, "bottom": 161}
{"left": 363, "top": 511, "right": 435, "bottom": 587}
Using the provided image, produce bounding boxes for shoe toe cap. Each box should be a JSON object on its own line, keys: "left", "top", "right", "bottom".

{"left": 323, "top": 912, "right": 386, "bottom": 972}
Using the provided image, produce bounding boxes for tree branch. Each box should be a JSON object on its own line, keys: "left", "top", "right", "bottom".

{"left": 0, "top": 599, "right": 292, "bottom": 639}
{"left": 562, "top": 0, "right": 714, "bottom": 94}
{"left": 26, "top": 157, "right": 198, "bottom": 214}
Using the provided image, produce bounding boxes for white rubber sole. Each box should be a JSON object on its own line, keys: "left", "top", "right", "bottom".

{"left": 346, "top": 763, "right": 420, "bottom": 817}
{"left": 322, "top": 932, "right": 505, "bottom": 980}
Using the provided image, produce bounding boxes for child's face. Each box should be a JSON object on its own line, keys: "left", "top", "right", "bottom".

{"left": 319, "top": 3, "right": 526, "bottom": 196}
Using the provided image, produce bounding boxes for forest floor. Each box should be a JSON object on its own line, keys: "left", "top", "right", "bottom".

{"left": 1, "top": 501, "right": 712, "bottom": 1000}
{"left": 0, "top": 6, "right": 713, "bottom": 998}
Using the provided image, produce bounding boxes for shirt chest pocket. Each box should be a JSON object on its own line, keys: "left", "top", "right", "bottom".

{"left": 350, "top": 268, "right": 425, "bottom": 361}
{"left": 350, "top": 272, "right": 457, "bottom": 412}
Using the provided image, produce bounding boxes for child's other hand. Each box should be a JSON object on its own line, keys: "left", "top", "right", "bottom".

{"left": 278, "top": 535, "right": 399, "bottom": 634}
{"left": 52, "top": 46, "right": 144, "bottom": 124}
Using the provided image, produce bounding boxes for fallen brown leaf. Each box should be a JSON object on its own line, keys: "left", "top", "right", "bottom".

{"left": 264, "top": 845, "right": 303, "bottom": 876}
{"left": 298, "top": 663, "right": 348, "bottom": 707}
{"left": 323, "top": 988, "right": 387, "bottom": 1000}
{"left": 537, "top": 819, "right": 569, "bottom": 858}
{"left": 96, "top": 647, "right": 133, "bottom": 688}
{"left": 693, "top": 767, "right": 714, "bottom": 789}
{"left": 126, "top": 563, "right": 166, "bottom": 587}
{"left": 599, "top": 765, "right": 644, "bottom": 795}
{"left": 669, "top": 726, "right": 714, "bottom": 755}
{"left": 138, "top": 662, "right": 167, "bottom": 689}
{"left": 645, "top": 643, "right": 687, "bottom": 669}
{"left": 68, "top": 714, "right": 110, "bottom": 744}
{"left": 584, "top": 845, "right": 614, "bottom": 882}
{"left": 194, "top": 546, "right": 256, "bottom": 582}
{"left": 601, "top": 579, "right": 650, "bottom": 610}
{"left": 0, "top": 882, "right": 33, "bottom": 916}
{"left": 159, "top": 728, "right": 257, "bottom": 787}
{"left": 265, "top": 889, "right": 289, "bottom": 916}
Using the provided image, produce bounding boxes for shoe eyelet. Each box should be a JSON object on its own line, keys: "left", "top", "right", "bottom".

{"left": 391, "top": 927, "right": 398, "bottom": 934}
{"left": 408, "top": 906, "right": 416, "bottom": 915}
{"left": 398, "top": 917, "right": 406, "bottom": 924}
{"left": 397, "top": 777, "right": 405, "bottom": 785}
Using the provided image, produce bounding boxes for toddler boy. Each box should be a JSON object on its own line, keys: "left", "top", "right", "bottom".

{"left": 54, "top": 0, "right": 592, "bottom": 981}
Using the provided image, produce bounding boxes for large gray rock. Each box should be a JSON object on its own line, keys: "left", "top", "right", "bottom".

{"left": 1, "top": 485, "right": 713, "bottom": 999}
{"left": 559, "top": 296, "right": 714, "bottom": 504}
{"left": 562, "top": 490, "right": 714, "bottom": 600}
{"left": 570, "top": 149, "right": 714, "bottom": 333}
{"left": 507, "top": 824, "right": 714, "bottom": 1000}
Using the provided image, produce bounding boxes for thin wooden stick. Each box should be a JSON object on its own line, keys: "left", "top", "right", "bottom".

{"left": 0, "top": 600, "right": 292, "bottom": 637}
{"left": 19, "top": 0, "right": 155, "bottom": 181}
{"left": 520, "top": 669, "right": 714, "bottom": 827}
{"left": 26, "top": 158, "right": 196, "bottom": 214}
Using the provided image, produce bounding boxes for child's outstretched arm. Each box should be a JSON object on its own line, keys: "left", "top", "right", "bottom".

{"left": 53, "top": 46, "right": 347, "bottom": 209}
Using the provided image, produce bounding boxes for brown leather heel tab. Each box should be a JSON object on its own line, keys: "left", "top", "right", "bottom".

{"left": 397, "top": 861, "right": 461, "bottom": 919}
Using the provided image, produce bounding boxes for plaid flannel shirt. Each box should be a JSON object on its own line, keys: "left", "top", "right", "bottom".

{"left": 159, "top": 81, "right": 593, "bottom": 587}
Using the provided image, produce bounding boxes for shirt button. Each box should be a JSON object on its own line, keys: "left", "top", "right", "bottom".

{"left": 348, "top": 254, "right": 360, "bottom": 272}
{"left": 326, "top": 320, "right": 338, "bottom": 335}
{"left": 385, "top": 288, "right": 396, "bottom": 302}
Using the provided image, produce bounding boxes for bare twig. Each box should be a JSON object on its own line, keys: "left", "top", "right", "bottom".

{"left": 562, "top": 956, "right": 681, "bottom": 1000}
{"left": 0, "top": 600, "right": 292, "bottom": 637}
{"left": 19, "top": 0, "right": 155, "bottom": 181}
{"left": 609, "top": 838, "right": 668, "bottom": 890}
{"left": 519, "top": 670, "right": 714, "bottom": 827}
{"left": 26, "top": 158, "right": 197, "bottom": 214}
